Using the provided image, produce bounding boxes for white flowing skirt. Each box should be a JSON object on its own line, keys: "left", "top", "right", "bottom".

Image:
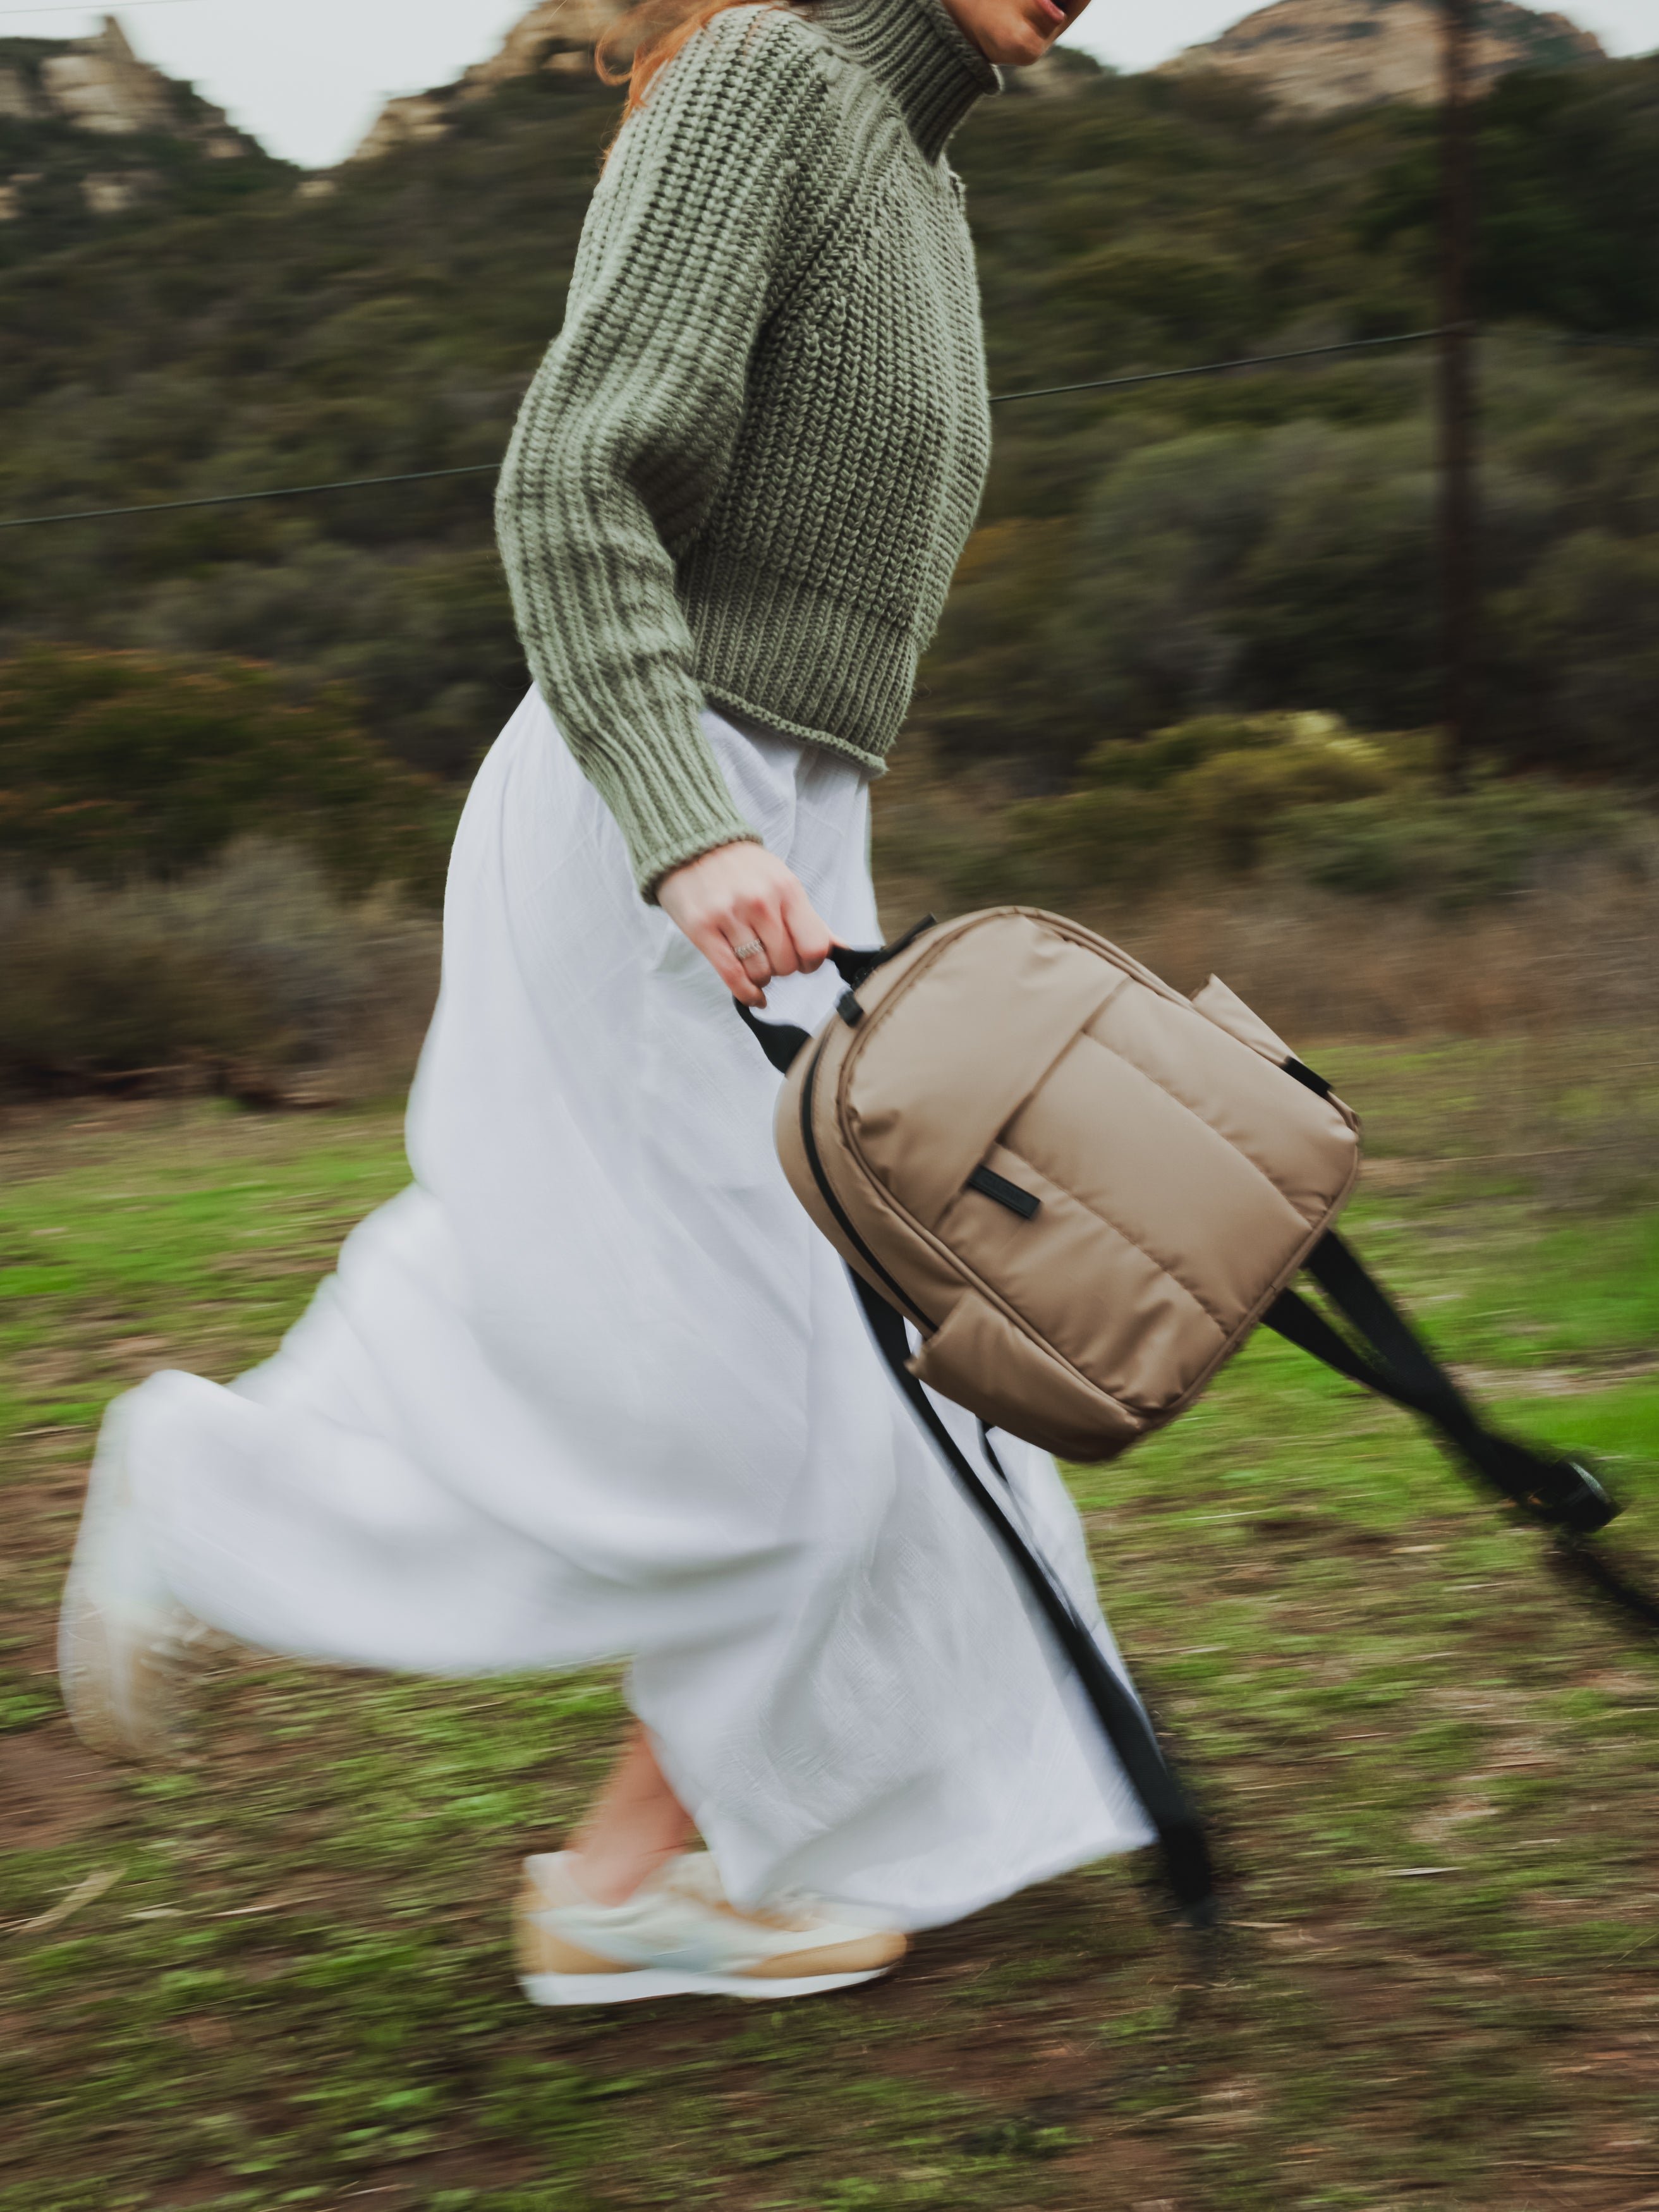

{"left": 111, "top": 690, "right": 1153, "bottom": 1925}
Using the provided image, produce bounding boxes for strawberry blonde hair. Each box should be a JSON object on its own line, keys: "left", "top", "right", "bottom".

{"left": 596, "top": 0, "right": 815, "bottom": 119}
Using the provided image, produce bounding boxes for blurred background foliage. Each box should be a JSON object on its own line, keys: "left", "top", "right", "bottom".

{"left": 0, "top": 46, "right": 1656, "bottom": 1094}
{"left": 0, "top": 645, "right": 453, "bottom": 898}
{"left": 1012, "top": 711, "right": 1644, "bottom": 899}
{"left": 876, "top": 710, "right": 1652, "bottom": 918}
{"left": 1, "top": 52, "right": 1656, "bottom": 782}
{"left": 0, "top": 840, "right": 439, "bottom": 1098}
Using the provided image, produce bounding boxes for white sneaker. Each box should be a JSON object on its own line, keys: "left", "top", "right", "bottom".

{"left": 57, "top": 1400, "right": 214, "bottom": 1761}
{"left": 516, "top": 1849, "right": 908, "bottom": 2005}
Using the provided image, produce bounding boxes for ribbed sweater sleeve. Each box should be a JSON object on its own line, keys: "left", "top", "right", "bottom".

{"left": 495, "top": 11, "right": 825, "bottom": 897}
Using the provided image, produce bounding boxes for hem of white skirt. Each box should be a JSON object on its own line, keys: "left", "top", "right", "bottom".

{"left": 519, "top": 1965, "right": 888, "bottom": 2005}
{"left": 759, "top": 1817, "right": 1160, "bottom": 1939}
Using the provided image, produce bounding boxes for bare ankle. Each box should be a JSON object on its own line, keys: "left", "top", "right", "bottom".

{"left": 566, "top": 1840, "right": 681, "bottom": 1907}
{"left": 562, "top": 1722, "right": 696, "bottom": 1905}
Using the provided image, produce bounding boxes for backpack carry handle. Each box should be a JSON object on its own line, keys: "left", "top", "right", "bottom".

{"left": 827, "top": 913, "right": 937, "bottom": 992}
{"left": 732, "top": 916, "right": 938, "bottom": 1075}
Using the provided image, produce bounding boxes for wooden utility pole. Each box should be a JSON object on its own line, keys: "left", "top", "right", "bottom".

{"left": 1437, "top": 0, "right": 1478, "bottom": 789}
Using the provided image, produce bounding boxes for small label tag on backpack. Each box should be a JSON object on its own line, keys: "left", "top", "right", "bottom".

{"left": 966, "top": 1163, "right": 1041, "bottom": 1219}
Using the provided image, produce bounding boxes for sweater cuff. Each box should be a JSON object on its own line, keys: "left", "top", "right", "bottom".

{"left": 581, "top": 732, "right": 762, "bottom": 902}
{"left": 638, "top": 825, "right": 763, "bottom": 905}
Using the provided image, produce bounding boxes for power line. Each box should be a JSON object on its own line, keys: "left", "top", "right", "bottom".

{"left": 0, "top": 461, "right": 498, "bottom": 530}
{"left": 0, "top": 324, "right": 1651, "bottom": 532}
{"left": 0, "top": 330, "right": 1453, "bottom": 531}
{"left": 988, "top": 325, "right": 1451, "bottom": 404}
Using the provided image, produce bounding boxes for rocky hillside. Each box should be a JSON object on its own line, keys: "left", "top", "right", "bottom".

{"left": 349, "top": 0, "right": 629, "bottom": 162}
{"left": 1162, "top": 0, "right": 1605, "bottom": 115}
{"left": 0, "top": 16, "right": 284, "bottom": 263}
{"left": 346, "top": 0, "right": 1094, "bottom": 161}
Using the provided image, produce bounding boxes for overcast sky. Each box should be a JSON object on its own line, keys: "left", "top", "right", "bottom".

{"left": 5, "top": 0, "right": 1655, "bottom": 167}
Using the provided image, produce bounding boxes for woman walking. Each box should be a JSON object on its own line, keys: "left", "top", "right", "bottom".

{"left": 59, "top": 0, "right": 1150, "bottom": 2005}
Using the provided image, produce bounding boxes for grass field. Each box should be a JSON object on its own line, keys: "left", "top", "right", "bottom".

{"left": 3, "top": 1046, "right": 1658, "bottom": 2212}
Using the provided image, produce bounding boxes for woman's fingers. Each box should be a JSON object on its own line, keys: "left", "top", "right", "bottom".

{"left": 722, "top": 884, "right": 835, "bottom": 997}
{"left": 730, "top": 936, "right": 774, "bottom": 995}
{"left": 735, "top": 898, "right": 796, "bottom": 980}
{"left": 655, "top": 844, "right": 837, "bottom": 1004}
{"left": 697, "top": 921, "right": 767, "bottom": 1006}
{"left": 779, "top": 878, "right": 835, "bottom": 972}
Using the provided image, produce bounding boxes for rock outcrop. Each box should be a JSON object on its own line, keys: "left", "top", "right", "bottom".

{"left": 0, "top": 16, "right": 248, "bottom": 152}
{"left": 1160, "top": 0, "right": 1605, "bottom": 116}
{"left": 1, "top": 16, "right": 272, "bottom": 246}
{"left": 346, "top": 0, "right": 1107, "bottom": 161}
{"left": 349, "top": 0, "right": 629, "bottom": 162}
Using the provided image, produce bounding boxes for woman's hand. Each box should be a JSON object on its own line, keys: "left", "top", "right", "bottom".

{"left": 657, "top": 842, "right": 835, "bottom": 1007}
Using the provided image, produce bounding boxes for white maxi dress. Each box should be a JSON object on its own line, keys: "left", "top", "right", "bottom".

{"left": 109, "top": 690, "right": 1153, "bottom": 1926}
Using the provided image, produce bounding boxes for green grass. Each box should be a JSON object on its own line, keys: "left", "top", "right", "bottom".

{"left": 1, "top": 1066, "right": 1657, "bottom": 2212}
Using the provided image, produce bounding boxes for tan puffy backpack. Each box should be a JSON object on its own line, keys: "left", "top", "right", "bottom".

{"left": 778, "top": 907, "right": 1359, "bottom": 1462}
{"left": 738, "top": 908, "right": 1627, "bottom": 1929}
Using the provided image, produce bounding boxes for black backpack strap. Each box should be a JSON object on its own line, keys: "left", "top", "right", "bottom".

{"left": 1265, "top": 1230, "right": 1617, "bottom": 1536}
{"left": 733, "top": 1002, "right": 811, "bottom": 1074}
{"left": 1267, "top": 1232, "right": 1659, "bottom": 1634}
{"left": 1258, "top": 1279, "right": 1397, "bottom": 1401}
{"left": 847, "top": 1268, "right": 1219, "bottom": 1929}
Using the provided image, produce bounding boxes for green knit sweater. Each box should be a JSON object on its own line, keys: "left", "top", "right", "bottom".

{"left": 494, "top": 0, "right": 999, "bottom": 896}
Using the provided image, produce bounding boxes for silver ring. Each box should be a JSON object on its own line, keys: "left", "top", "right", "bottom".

{"left": 731, "top": 939, "right": 764, "bottom": 962}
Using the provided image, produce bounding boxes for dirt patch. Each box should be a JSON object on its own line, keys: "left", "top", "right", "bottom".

{"left": 0, "top": 1720, "right": 120, "bottom": 1850}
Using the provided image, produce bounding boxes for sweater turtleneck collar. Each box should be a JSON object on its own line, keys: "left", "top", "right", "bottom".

{"left": 816, "top": 0, "right": 1000, "bottom": 162}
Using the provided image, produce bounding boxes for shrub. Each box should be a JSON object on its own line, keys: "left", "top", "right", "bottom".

{"left": 939, "top": 708, "right": 1650, "bottom": 913}
{"left": 1014, "top": 710, "right": 1411, "bottom": 887}
{"left": 0, "top": 897, "right": 265, "bottom": 1079}
{"left": 0, "top": 646, "right": 453, "bottom": 902}
{"left": 1272, "top": 775, "right": 1648, "bottom": 909}
{"left": 0, "top": 841, "right": 439, "bottom": 1098}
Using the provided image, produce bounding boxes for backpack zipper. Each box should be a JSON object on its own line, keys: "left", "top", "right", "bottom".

{"left": 798, "top": 1036, "right": 933, "bottom": 1329}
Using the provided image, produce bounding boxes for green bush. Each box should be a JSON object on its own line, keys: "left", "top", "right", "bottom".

{"left": 1015, "top": 711, "right": 1410, "bottom": 887}
{"left": 923, "top": 360, "right": 1659, "bottom": 787}
{"left": 916, "top": 516, "right": 1095, "bottom": 770}
{"left": 1271, "top": 775, "right": 1646, "bottom": 909}
{"left": 1007, "top": 709, "right": 1649, "bottom": 908}
{"left": 0, "top": 647, "right": 454, "bottom": 901}
{"left": 0, "top": 841, "right": 439, "bottom": 1095}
